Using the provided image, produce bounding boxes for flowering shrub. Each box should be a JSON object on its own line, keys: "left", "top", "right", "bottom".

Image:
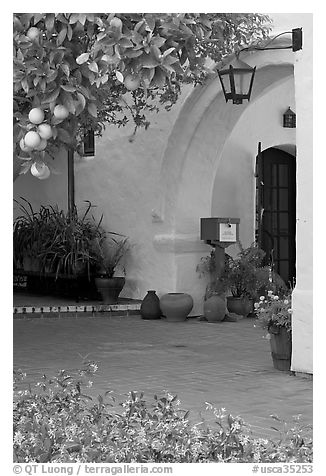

{"left": 254, "top": 291, "right": 293, "bottom": 333}
{"left": 13, "top": 362, "right": 312, "bottom": 463}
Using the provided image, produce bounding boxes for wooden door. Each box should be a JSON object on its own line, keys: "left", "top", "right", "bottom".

{"left": 256, "top": 146, "right": 296, "bottom": 287}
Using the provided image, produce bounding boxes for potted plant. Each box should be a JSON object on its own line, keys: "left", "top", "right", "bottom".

{"left": 13, "top": 198, "right": 104, "bottom": 298}
{"left": 13, "top": 198, "right": 47, "bottom": 272}
{"left": 254, "top": 291, "right": 292, "bottom": 371}
{"left": 220, "top": 244, "right": 264, "bottom": 316}
{"left": 197, "top": 243, "right": 286, "bottom": 317}
{"left": 93, "top": 233, "right": 130, "bottom": 304}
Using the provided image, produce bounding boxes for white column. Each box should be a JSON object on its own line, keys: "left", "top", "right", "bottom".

{"left": 291, "top": 15, "right": 313, "bottom": 373}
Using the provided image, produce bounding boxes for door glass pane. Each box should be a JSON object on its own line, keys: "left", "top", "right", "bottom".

{"left": 279, "top": 189, "right": 289, "bottom": 211}
{"left": 279, "top": 260, "right": 289, "bottom": 284}
{"left": 279, "top": 213, "right": 289, "bottom": 233}
{"left": 271, "top": 213, "right": 278, "bottom": 234}
{"left": 279, "top": 236, "right": 289, "bottom": 259}
{"left": 278, "top": 164, "right": 288, "bottom": 187}
{"left": 271, "top": 189, "right": 278, "bottom": 211}
{"left": 272, "top": 164, "right": 278, "bottom": 186}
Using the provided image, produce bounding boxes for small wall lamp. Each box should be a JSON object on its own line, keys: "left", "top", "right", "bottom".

{"left": 283, "top": 107, "right": 296, "bottom": 128}
{"left": 217, "top": 28, "right": 303, "bottom": 105}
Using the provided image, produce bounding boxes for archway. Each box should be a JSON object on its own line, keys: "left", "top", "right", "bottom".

{"left": 159, "top": 63, "right": 295, "bottom": 239}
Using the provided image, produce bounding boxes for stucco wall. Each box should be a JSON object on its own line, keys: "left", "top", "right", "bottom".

{"left": 13, "top": 149, "right": 68, "bottom": 218}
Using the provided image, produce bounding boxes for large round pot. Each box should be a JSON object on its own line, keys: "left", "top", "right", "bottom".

{"left": 94, "top": 276, "right": 125, "bottom": 304}
{"left": 160, "top": 293, "right": 193, "bottom": 322}
{"left": 269, "top": 325, "right": 292, "bottom": 371}
{"left": 204, "top": 295, "right": 226, "bottom": 322}
{"left": 226, "top": 296, "right": 253, "bottom": 317}
{"left": 140, "top": 290, "right": 161, "bottom": 320}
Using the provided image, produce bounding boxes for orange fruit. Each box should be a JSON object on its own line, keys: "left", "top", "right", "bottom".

{"left": 37, "top": 123, "right": 52, "bottom": 140}
{"left": 19, "top": 138, "right": 32, "bottom": 152}
{"left": 28, "top": 108, "right": 44, "bottom": 125}
{"left": 53, "top": 105, "right": 69, "bottom": 120}
{"left": 24, "top": 131, "right": 41, "bottom": 149}
{"left": 31, "top": 162, "right": 50, "bottom": 179}
{"left": 38, "top": 165, "right": 50, "bottom": 180}
{"left": 124, "top": 74, "right": 140, "bottom": 91}
{"left": 26, "top": 27, "right": 40, "bottom": 41}
{"left": 34, "top": 138, "right": 47, "bottom": 151}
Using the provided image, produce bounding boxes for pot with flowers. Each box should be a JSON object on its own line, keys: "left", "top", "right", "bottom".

{"left": 254, "top": 291, "right": 293, "bottom": 371}
{"left": 93, "top": 233, "right": 130, "bottom": 304}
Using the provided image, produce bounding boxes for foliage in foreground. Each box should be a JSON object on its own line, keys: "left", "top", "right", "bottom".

{"left": 13, "top": 362, "right": 312, "bottom": 463}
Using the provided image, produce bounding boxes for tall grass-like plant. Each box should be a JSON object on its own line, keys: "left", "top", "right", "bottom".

{"left": 92, "top": 234, "right": 130, "bottom": 278}
{"left": 13, "top": 364, "right": 312, "bottom": 464}
{"left": 13, "top": 198, "right": 105, "bottom": 278}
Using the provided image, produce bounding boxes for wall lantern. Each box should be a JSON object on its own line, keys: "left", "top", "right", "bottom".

{"left": 217, "top": 57, "right": 256, "bottom": 104}
{"left": 283, "top": 107, "right": 296, "bottom": 128}
{"left": 217, "top": 28, "right": 302, "bottom": 105}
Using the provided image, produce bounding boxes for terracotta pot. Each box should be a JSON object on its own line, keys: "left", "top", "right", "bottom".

{"left": 204, "top": 295, "right": 226, "bottom": 322}
{"left": 269, "top": 325, "right": 292, "bottom": 371}
{"left": 226, "top": 296, "right": 253, "bottom": 317}
{"left": 140, "top": 290, "right": 161, "bottom": 320}
{"left": 160, "top": 293, "right": 193, "bottom": 322}
{"left": 94, "top": 276, "right": 125, "bottom": 304}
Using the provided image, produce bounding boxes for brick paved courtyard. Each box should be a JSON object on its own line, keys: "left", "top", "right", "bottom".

{"left": 13, "top": 314, "right": 313, "bottom": 438}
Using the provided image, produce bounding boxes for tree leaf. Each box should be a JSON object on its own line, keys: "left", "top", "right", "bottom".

{"left": 125, "top": 49, "right": 143, "bottom": 58}
{"left": 151, "top": 67, "right": 166, "bottom": 88}
{"left": 115, "top": 71, "right": 124, "bottom": 83}
{"left": 162, "top": 47, "right": 175, "bottom": 58}
{"left": 21, "top": 79, "right": 29, "bottom": 93}
{"left": 76, "top": 53, "right": 90, "bottom": 65}
{"left": 76, "top": 92, "right": 86, "bottom": 111}
{"left": 41, "top": 88, "right": 60, "bottom": 104}
{"left": 60, "top": 64, "right": 70, "bottom": 77}
{"left": 119, "top": 38, "right": 133, "bottom": 48}
{"left": 145, "top": 15, "right": 156, "bottom": 32}
{"left": 78, "top": 14, "right": 87, "bottom": 25}
{"left": 88, "top": 61, "right": 98, "bottom": 73}
{"left": 67, "top": 24, "right": 73, "bottom": 41}
{"left": 61, "top": 84, "right": 76, "bottom": 92}
{"left": 87, "top": 103, "right": 97, "bottom": 118}
{"left": 141, "top": 53, "right": 160, "bottom": 68}
{"left": 69, "top": 13, "right": 81, "bottom": 24}
{"left": 57, "top": 27, "right": 67, "bottom": 46}
{"left": 19, "top": 162, "right": 32, "bottom": 174}
{"left": 152, "top": 36, "right": 166, "bottom": 48}
{"left": 45, "top": 14, "right": 55, "bottom": 32}
{"left": 57, "top": 127, "right": 72, "bottom": 144}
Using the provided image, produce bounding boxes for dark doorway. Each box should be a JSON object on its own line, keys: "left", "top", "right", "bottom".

{"left": 256, "top": 147, "right": 296, "bottom": 287}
